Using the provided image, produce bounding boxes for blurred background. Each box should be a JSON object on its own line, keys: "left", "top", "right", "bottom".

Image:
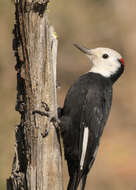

{"left": 0, "top": 0, "right": 136, "bottom": 189}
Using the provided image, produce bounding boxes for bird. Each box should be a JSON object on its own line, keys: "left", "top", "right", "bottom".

{"left": 59, "top": 43, "right": 124, "bottom": 190}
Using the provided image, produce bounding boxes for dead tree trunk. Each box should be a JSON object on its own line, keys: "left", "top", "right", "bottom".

{"left": 7, "top": 0, "right": 63, "bottom": 190}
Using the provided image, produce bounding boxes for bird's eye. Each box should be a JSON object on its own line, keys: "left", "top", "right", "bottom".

{"left": 102, "top": 54, "right": 109, "bottom": 59}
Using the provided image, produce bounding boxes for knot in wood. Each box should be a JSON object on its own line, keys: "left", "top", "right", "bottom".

{"left": 25, "top": 1, "right": 50, "bottom": 17}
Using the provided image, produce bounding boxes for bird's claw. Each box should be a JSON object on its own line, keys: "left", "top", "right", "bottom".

{"left": 33, "top": 101, "right": 60, "bottom": 137}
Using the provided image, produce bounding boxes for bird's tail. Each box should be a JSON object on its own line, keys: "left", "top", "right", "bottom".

{"left": 67, "top": 171, "right": 81, "bottom": 190}
{"left": 79, "top": 174, "right": 87, "bottom": 190}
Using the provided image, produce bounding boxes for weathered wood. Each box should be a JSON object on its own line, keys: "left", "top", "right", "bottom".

{"left": 7, "top": 0, "right": 63, "bottom": 190}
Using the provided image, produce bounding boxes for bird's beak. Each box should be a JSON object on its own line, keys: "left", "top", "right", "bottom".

{"left": 74, "top": 43, "right": 92, "bottom": 55}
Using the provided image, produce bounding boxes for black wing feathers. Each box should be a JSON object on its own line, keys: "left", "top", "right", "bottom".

{"left": 74, "top": 88, "right": 108, "bottom": 188}
{"left": 60, "top": 73, "right": 112, "bottom": 190}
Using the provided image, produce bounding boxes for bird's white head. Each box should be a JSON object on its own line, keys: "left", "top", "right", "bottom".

{"left": 74, "top": 44, "right": 124, "bottom": 81}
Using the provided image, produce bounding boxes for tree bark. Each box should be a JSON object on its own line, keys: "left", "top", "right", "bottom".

{"left": 7, "top": 0, "right": 63, "bottom": 190}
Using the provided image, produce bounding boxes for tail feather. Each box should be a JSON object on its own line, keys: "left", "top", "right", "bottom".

{"left": 79, "top": 175, "right": 87, "bottom": 190}
{"left": 67, "top": 171, "right": 81, "bottom": 190}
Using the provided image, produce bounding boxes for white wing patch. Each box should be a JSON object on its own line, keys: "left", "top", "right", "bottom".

{"left": 80, "top": 127, "right": 89, "bottom": 170}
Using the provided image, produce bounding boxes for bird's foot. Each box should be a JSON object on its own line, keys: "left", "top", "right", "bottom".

{"left": 33, "top": 101, "right": 60, "bottom": 137}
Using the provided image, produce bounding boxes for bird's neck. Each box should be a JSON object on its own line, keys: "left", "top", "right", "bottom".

{"left": 89, "top": 64, "right": 124, "bottom": 83}
{"left": 89, "top": 64, "right": 117, "bottom": 77}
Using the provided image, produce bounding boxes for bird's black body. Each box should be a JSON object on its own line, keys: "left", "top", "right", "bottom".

{"left": 60, "top": 72, "right": 113, "bottom": 190}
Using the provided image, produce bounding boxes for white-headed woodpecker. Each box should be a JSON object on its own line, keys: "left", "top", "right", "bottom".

{"left": 59, "top": 44, "right": 124, "bottom": 190}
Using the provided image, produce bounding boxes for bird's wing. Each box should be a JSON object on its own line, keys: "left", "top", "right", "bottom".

{"left": 78, "top": 88, "right": 108, "bottom": 176}
{"left": 77, "top": 88, "right": 112, "bottom": 190}
{"left": 71, "top": 90, "right": 106, "bottom": 190}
